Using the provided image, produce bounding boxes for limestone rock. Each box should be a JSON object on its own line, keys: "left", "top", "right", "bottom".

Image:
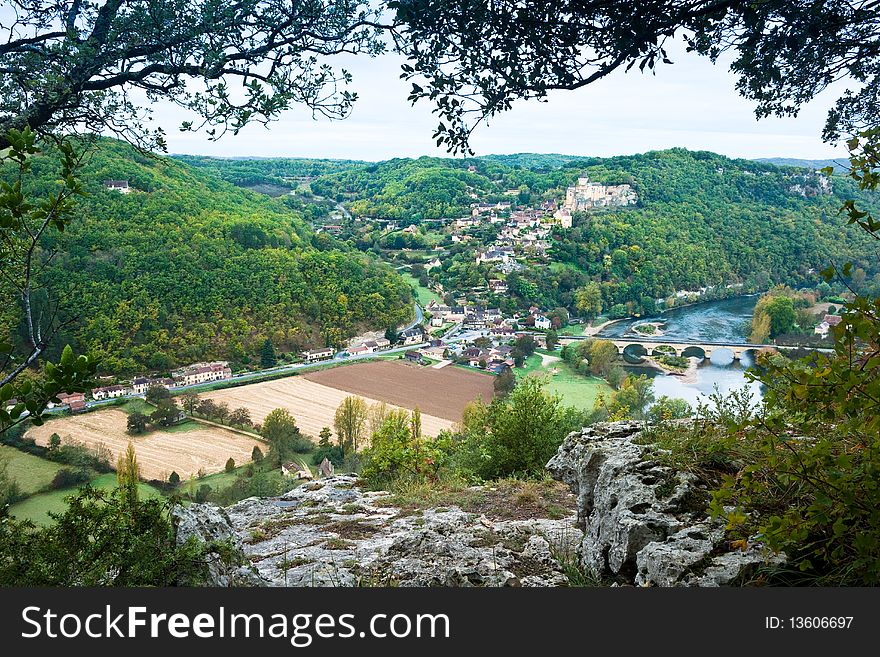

{"left": 178, "top": 475, "right": 581, "bottom": 587}
{"left": 547, "top": 422, "right": 784, "bottom": 586}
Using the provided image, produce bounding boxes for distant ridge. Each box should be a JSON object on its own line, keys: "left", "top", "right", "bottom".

{"left": 754, "top": 157, "right": 849, "bottom": 172}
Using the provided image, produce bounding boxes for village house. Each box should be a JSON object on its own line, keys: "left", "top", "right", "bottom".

{"left": 172, "top": 361, "right": 233, "bottom": 386}
{"left": 132, "top": 377, "right": 175, "bottom": 394}
{"left": 347, "top": 344, "right": 370, "bottom": 356}
{"left": 301, "top": 347, "right": 335, "bottom": 364}
{"left": 490, "top": 324, "right": 515, "bottom": 338}
{"left": 430, "top": 315, "right": 444, "bottom": 328}
{"left": 462, "top": 347, "right": 491, "bottom": 367}
{"left": 403, "top": 224, "right": 419, "bottom": 234}
{"left": 373, "top": 337, "right": 392, "bottom": 350}
{"left": 103, "top": 179, "right": 131, "bottom": 193}
{"left": 419, "top": 344, "right": 447, "bottom": 360}
{"left": 476, "top": 247, "right": 513, "bottom": 265}
{"left": 131, "top": 378, "right": 151, "bottom": 395}
{"left": 489, "top": 279, "right": 508, "bottom": 294}
{"left": 487, "top": 362, "right": 512, "bottom": 375}
{"left": 404, "top": 350, "right": 422, "bottom": 363}
{"left": 534, "top": 315, "right": 552, "bottom": 330}
{"left": 463, "top": 311, "right": 487, "bottom": 330}
{"left": 553, "top": 207, "right": 573, "bottom": 228}
{"left": 281, "top": 462, "right": 313, "bottom": 480}
{"left": 91, "top": 384, "right": 131, "bottom": 401}
{"left": 814, "top": 313, "right": 843, "bottom": 338}
{"left": 57, "top": 392, "right": 87, "bottom": 413}
{"left": 400, "top": 326, "right": 427, "bottom": 346}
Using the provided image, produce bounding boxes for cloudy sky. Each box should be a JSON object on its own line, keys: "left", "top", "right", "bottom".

{"left": 158, "top": 39, "right": 851, "bottom": 162}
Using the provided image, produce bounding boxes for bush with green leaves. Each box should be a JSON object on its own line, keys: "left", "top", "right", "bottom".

{"left": 0, "top": 485, "right": 211, "bottom": 585}
{"left": 361, "top": 409, "right": 454, "bottom": 487}
{"left": 460, "top": 377, "right": 580, "bottom": 480}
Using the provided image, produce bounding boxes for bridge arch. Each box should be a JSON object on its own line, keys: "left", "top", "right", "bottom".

{"left": 706, "top": 347, "right": 735, "bottom": 363}
{"left": 622, "top": 343, "right": 648, "bottom": 362}
{"left": 681, "top": 345, "right": 707, "bottom": 360}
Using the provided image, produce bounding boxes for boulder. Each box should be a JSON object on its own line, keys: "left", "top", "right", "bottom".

{"left": 547, "top": 422, "right": 784, "bottom": 586}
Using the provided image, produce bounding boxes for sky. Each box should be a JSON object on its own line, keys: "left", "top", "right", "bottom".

{"left": 151, "top": 39, "right": 850, "bottom": 162}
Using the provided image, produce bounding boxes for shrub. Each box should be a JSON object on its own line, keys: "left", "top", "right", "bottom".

{"left": 50, "top": 468, "right": 92, "bottom": 490}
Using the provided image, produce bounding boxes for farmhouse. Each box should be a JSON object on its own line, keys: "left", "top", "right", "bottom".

{"left": 419, "top": 344, "right": 447, "bottom": 360}
{"left": 56, "top": 392, "right": 87, "bottom": 413}
{"left": 91, "top": 384, "right": 131, "bottom": 400}
{"left": 103, "top": 179, "right": 131, "bottom": 193}
{"left": 815, "top": 313, "right": 843, "bottom": 338}
{"left": 400, "top": 326, "right": 427, "bottom": 345}
{"left": 281, "top": 462, "right": 313, "bottom": 480}
{"left": 302, "top": 347, "right": 335, "bottom": 364}
{"left": 173, "top": 361, "right": 233, "bottom": 386}
{"left": 131, "top": 377, "right": 175, "bottom": 395}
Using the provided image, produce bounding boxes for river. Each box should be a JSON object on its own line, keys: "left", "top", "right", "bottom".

{"left": 596, "top": 296, "right": 765, "bottom": 407}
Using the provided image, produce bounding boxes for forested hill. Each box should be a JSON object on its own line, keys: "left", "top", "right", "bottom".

{"left": 180, "top": 148, "right": 879, "bottom": 318}
{"left": 8, "top": 139, "right": 412, "bottom": 375}
{"left": 753, "top": 157, "right": 849, "bottom": 172}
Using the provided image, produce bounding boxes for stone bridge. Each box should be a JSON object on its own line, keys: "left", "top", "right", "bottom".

{"left": 558, "top": 335, "right": 796, "bottom": 362}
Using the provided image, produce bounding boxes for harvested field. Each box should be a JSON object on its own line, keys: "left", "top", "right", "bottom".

{"left": 304, "top": 360, "right": 494, "bottom": 422}
{"left": 27, "top": 409, "right": 263, "bottom": 481}
{"left": 203, "top": 369, "right": 464, "bottom": 440}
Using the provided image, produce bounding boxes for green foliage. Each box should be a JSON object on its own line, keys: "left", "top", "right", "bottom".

{"left": 0, "top": 456, "right": 23, "bottom": 508}
{"left": 251, "top": 445, "right": 264, "bottom": 463}
{"left": 460, "top": 377, "right": 575, "bottom": 479}
{"left": 145, "top": 385, "right": 172, "bottom": 405}
{"left": 647, "top": 396, "right": 693, "bottom": 423}
{"left": 50, "top": 468, "right": 91, "bottom": 490}
{"left": 593, "top": 374, "right": 655, "bottom": 421}
{"left": 225, "top": 458, "right": 235, "bottom": 473}
{"left": 260, "top": 338, "right": 277, "bottom": 368}
{"left": 150, "top": 399, "right": 181, "bottom": 427}
{"left": 575, "top": 282, "right": 603, "bottom": 319}
{"left": 493, "top": 367, "right": 516, "bottom": 398}
{"left": 0, "top": 485, "right": 210, "bottom": 585}
{"left": 126, "top": 412, "right": 149, "bottom": 435}
{"left": 334, "top": 396, "right": 369, "bottom": 456}
{"left": 261, "top": 408, "right": 310, "bottom": 465}
{"left": 361, "top": 409, "right": 452, "bottom": 487}
{"left": 1, "top": 139, "right": 412, "bottom": 376}
{"left": 313, "top": 427, "right": 344, "bottom": 468}
{"left": 168, "top": 471, "right": 180, "bottom": 486}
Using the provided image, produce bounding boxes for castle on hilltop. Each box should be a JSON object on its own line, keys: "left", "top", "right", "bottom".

{"left": 560, "top": 176, "right": 637, "bottom": 213}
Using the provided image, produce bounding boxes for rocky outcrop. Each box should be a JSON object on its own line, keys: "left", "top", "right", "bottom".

{"left": 546, "top": 422, "right": 784, "bottom": 586}
{"left": 176, "top": 474, "right": 581, "bottom": 587}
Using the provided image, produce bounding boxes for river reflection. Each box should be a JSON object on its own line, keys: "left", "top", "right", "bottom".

{"left": 598, "top": 296, "right": 765, "bottom": 406}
